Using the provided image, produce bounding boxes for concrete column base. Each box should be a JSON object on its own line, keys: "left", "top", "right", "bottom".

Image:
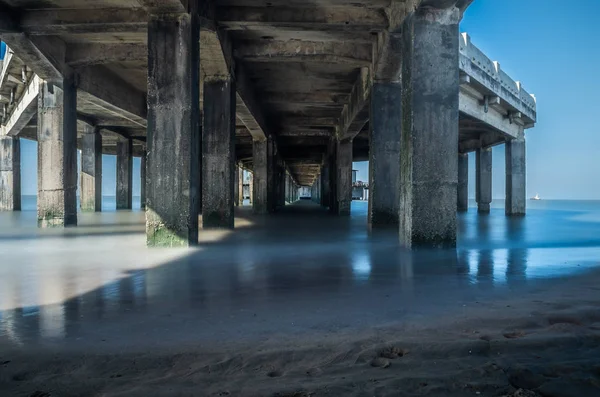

{"left": 80, "top": 125, "right": 102, "bottom": 212}
{"left": 37, "top": 80, "right": 78, "bottom": 227}
{"left": 0, "top": 136, "right": 21, "bottom": 211}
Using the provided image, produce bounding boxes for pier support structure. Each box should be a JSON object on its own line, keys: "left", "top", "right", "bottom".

{"left": 399, "top": 6, "right": 460, "bottom": 247}
{"left": 476, "top": 147, "right": 492, "bottom": 214}
{"left": 116, "top": 138, "right": 132, "bottom": 210}
{"left": 140, "top": 150, "right": 146, "bottom": 210}
{"left": 368, "top": 81, "right": 401, "bottom": 227}
{"left": 253, "top": 138, "right": 275, "bottom": 214}
{"left": 336, "top": 139, "right": 353, "bottom": 216}
{"left": 457, "top": 152, "right": 469, "bottom": 212}
{"left": 146, "top": 10, "right": 200, "bottom": 246}
{"left": 80, "top": 125, "right": 102, "bottom": 212}
{"left": 202, "top": 80, "right": 236, "bottom": 229}
{"left": 506, "top": 136, "right": 526, "bottom": 216}
{"left": 37, "top": 80, "right": 77, "bottom": 227}
{"left": 0, "top": 136, "right": 21, "bottom": 211}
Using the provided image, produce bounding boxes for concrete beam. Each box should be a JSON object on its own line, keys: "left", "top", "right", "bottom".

{"left": 1, "top": 75, "right": 39, "bottom": 137}
{"left": 0, "top": 35, "right": 65, "bottom": 82}
{"left": 337, "top": 67, "right": 371, "bottom": 141}
{"left": 20, "top": 8, "right": 148, "bottom": 35}
{"left": 234, "top": 40, "right": 372, "bottom": 67}
{"left": 137, "top": 0, "right": 187, "bottom": 14}
{"left": 66, "top": 43, "right": 146, "bottom": 67}
{"left": 217, "top": 6, "right": 388, "bottom": 31}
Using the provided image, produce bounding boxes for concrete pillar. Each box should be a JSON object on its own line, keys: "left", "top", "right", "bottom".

{"left": 457, "top": 152, "right": 468, "bottom": 212}
{"left": 80, "top": 125, "right": 102, "bottom": 212}
{"left": 320, "top": 162, "right": 329, "bottom": 208}
{"left": 234, "top": 164, "right": 240, "bottom": 207}
{"left": 336, "top": 139, "right": 353, "bottom": 216}
{"left": 476, "top": 147, "right": 492, "bottom": 214}
{"left": 506, "top": 137, "right": 526, "bottom": 216}
{"left": 238, "top": 166, "right": 244, "bottom": 206}
{"left": 202, "top": 80, "right": 236, "bottom": 229}
{"left": 0, "top": 136, "right": 20, "bottom": 211}
{"left": 328, "top": 140, "right": 338, "bottom": 213}
{"left": 116, "top": 138, "right": 133, "bottom": 210}
{"left": 37, "top": 80, "right": 77, "bottom": 227}
{"left": 140, "top": 151, "right": 146, "bottom": 210}
{"left": 399, "top": 6, "right": 460, "bottom": 247}
{"left": 253, "top": 139, "right": 268, "bottom": 214}
{"left": 248, "top": 172, "right": 253, "bottom": 205}
{"left": 368, "top": 81, "right": 401, "bottom": 227}
{"left": 146, "top": 11, "right": 200, "bottom": 246}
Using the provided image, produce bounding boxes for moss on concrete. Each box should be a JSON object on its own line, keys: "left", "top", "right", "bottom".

{"left": 147, "top": 225, "right": 189, "bottom": 247}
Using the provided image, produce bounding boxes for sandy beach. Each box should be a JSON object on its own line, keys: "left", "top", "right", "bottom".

{"left": 2, "top": 267, "right": 600, "bottom": 397}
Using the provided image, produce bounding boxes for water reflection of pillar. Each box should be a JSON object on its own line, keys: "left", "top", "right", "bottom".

{"left": 477, "top": 250, "right": 494, "bottom": 287}
{"left": 507, "top": 248, "right": 528, "bottom": 284}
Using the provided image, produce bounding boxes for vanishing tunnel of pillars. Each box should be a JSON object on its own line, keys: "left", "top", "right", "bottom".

{"left": 0, "top": 5, "right": 528, "bottom": 250}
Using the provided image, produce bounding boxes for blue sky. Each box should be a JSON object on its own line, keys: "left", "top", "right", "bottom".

{"left": 19, "top": 0, "right": 600, "bottom": 199}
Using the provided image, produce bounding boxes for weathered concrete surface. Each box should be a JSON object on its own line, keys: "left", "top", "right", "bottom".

{"left": 476, "top": 147, "right": 492, "bottom": 214}
{"left": 327, "top": 140, "right": 337, "bottom": 214}
{"left": 146, "top": 12, "right": 200, "bottom": 246}
{"left": 237, "top": 165, "right": 243, "bottom": 206}
{"left": 140, "top": 150, "right": 146, "bottom": 210}
{"left": 320, "top": 161, "right": 330, "bottom": 208}
{"left": 116, "top": 138, "right": 132, "bottom": 210}
{"left": 457, "top": 152, "right": 468, "bottom": 212}
{"left": 202, "top": 80, "right": 235, "bottom": 229}
{"left": 248, "top": 171, "right": 253, "bottom": 205}
{"left": 80, "top": 125, "right": 102, "bottom": 212}
{"left": 0, "top": 136, "right": 20, "bottom": 211}
{"left": 252, "top": 139, "right": 268, "bottom": 214}
{"left": 368, "top": 81, "right": 401, "bottom": 227}
{"left": 399, "top": 7, "right": 460, "bottom": 248}
{"left": 506, "top": 137, "right": 526, "bottom": 216}
{"left": 336, "top": 139, "right": 352, "bottom": 216}
{"left": 37, "top": 80, "right": 77, "bottom": 227}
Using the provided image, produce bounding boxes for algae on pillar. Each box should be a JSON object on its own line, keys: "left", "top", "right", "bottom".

{"left": 202, "top": 79, "right": 236, "bottom": 229}
{"left": 476, "top": 147, "right": 492, "bottom": 214}
{"left": 80, "top": 125, "right": 102, "bottom": 212}
{"left": 0, "top": 136, "right": 21, "bottom": 211}
{"left": 506, "top": 136, "right": 526, "bottom": 216}
{"left": 399, "top": 6, "right": 460, "bottom": 247}
{"left": 146, "top": 11, "right": 200, "bottom": 246}
{"left": 369, "top": 81, "right": 401, "bottom": 227}
{"left": 37, "top": 80, "right": 78, "bottom": 227}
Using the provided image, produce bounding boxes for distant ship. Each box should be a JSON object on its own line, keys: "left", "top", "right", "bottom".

{"left": 530, "top": 193, "right": 541, "bottom": 200}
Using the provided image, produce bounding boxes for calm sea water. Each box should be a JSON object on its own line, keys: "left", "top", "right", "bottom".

{"left": 2, "top": 197, "right": 600, "bottom": 347}
{"left": 20, "top": 195, "right": 143, "bottom": 212}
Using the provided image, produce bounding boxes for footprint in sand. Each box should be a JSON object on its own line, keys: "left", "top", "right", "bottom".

{"left": 370, "top": 357, "right": 391, "bottom": 368}
{"left": 503, "top": 330, "right": 527, "bottom": 339}
{"left": 267, "top": 370, "right": 283, "bottom": 378}
{"left": 379, "top": 346, "right": 406, "bottom": 360}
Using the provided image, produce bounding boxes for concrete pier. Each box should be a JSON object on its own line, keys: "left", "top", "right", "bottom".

{"left": 252, "top": 139, "right": 269, "bottom": 214}
{"left": 80, "top": 125, "right": 102, "bottom": 212}
{"left": 237, "top": 166, "right": 244, "bottom": 206}
{"left": 506, "top": 137, "right": 526, "bottom": 216}
{"left": 457, "top": 153, "right": 469, "bottom": 212}
{"left": 399, "top": 6, "right": 460, "bottom": 247}
{"left": 0, "top": 136, "right": 20, "bottom": 211}
{"left": 140, "top": 151, "right": 146, "bottom": 210}
{"left": 476, "top": 147, "right": 492, "bottom": 214}
{"left": 320, "top": 162, "right": 330, "bottom": 208}
{"left": 116, "top": 138, "right": 132, "bottom": 210}
{"left": 202, "top": 79, "right": 235, "bottom": 229}
{"left": 368, "top": 82, "right": 401, "bottom": 227}
{"left": 37, "top": 80, "right": 77, "bottom": 227}
{"left": 248, "top": 172, "right": 253, "bottom": 205}
{"left": 146, "top": 11, "right": 200, "bottom": 246}
{"left": 336, "top": 139, "right": 352, "bottom": 216}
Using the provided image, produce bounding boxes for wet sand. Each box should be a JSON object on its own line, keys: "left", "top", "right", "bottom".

{"left": 1, "top": 201, "right": 600, "bottom": 396}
